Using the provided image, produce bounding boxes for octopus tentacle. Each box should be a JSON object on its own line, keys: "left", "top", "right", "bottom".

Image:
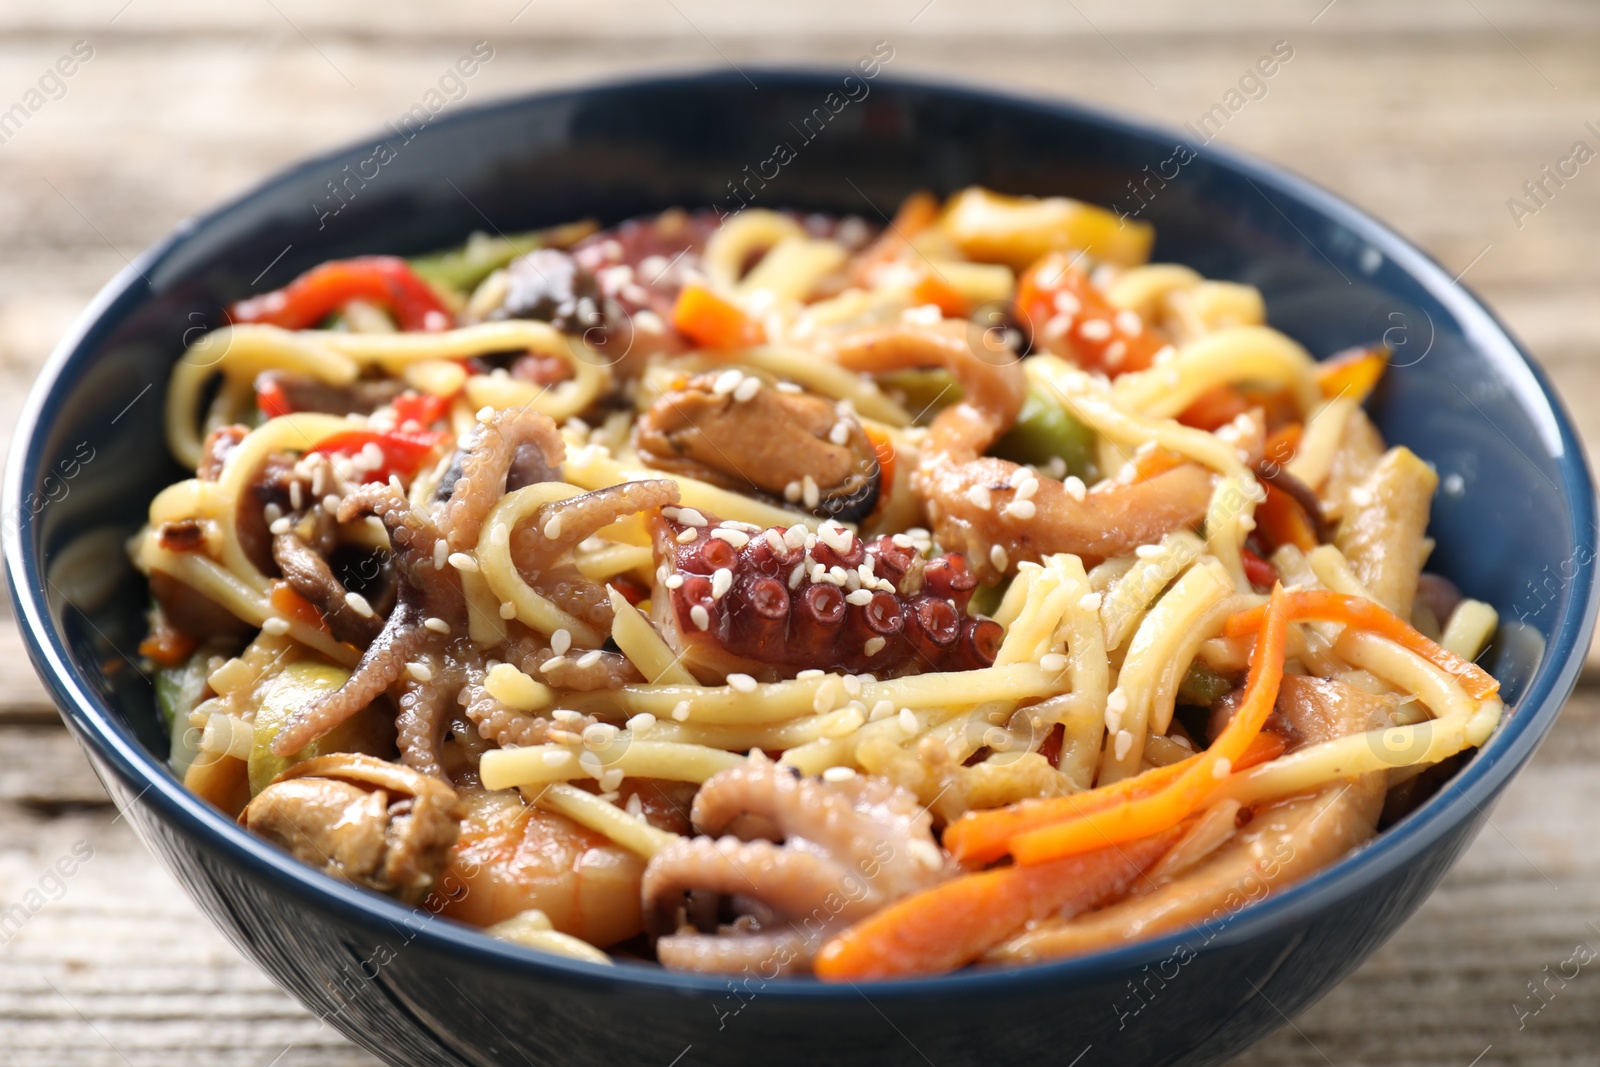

{"left": 272, "top": 532, "right": 383, "bottom": 646}
{"left": 510, "top": 479, "right": 680, "bottom": 636}
{"left": 655, "top": 930, "right": 809, "bottom": 976}
{"left": 458, "top": 677, "right": 596, "bottom": 749}
{"left": 273, "top": 484, "right": 464, "bottom": 756}
{"left": 396, "top": 653, "right": 462, "bottom": 779}
{"left": 643, "top": 836, "right": 872, "bottom": 933}
{"left": 443, "top": 407, "right": 566, "bottom": 552}
{"left": 648, "top": 507, "right": 1001, "bottom": 679}
{"left": 497, "top": 627, "right": 640, "bottom": 691}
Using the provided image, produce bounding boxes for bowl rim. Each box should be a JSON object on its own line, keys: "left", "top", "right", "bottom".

{"left": 6, "top": 65, "right": 1597, "bottom": 1000}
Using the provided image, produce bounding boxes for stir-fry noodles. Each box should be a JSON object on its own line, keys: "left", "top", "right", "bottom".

{"left": 135, "top": 187, "right": 1503, "bottom": 978}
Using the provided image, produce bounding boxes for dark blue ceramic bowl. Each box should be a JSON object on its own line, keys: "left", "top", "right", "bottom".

{"left": 6, "top": 69, "right": 1595, "bottom": 1067}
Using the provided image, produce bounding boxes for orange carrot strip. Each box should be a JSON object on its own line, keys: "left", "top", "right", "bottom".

{"left": 944, "top": 757, "right": 1194, "bottom": 866}
{"left": 1264, "top": 422, "right": 1303, "bottom": 467}
{"left": 671, "top": 283, "right": 764, "bottom": 349}
{"left": 1222, "top": 589, "right": 1499, "bottom": 701}
{"left": 270, "top": 581, "right": 332, "bottom": 635}
{"left": 814, "top": 826, "right": 1182, "bottom": 981}
{"left": 1234, "top": 730, "right": 1287, "bottom": 771}
{"left": 1007, "top": 585, "right": 1291, "bottom": 866}
{"left": 1177, "top": 385, "right": 1253, "bottom": 432}
{"left": 1317, "top": 346, "right": 1387, "bottom": 403}
{"left": 139, "top": 626, "right": 197, "bottom": 668}
{"left": 1255, "top": 481, "right": 1318, "bottom": 554}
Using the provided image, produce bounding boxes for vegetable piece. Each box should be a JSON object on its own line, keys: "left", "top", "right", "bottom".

{"left": 155, "top": 649, "right": 213, "bottom": 778}
{"left": 270, "top": 581, "right": 332, "bottom": 635}
{"left": 1005, "top": 583, "right": 1290, "bottom": 866}
{"left": 391, "top": 390, "right": 452, "bottom": 429}
{"left": 1317, "top": 345, "right": 1387, "bottom": 403}
{"left": 310, "top": 428, "right": 450, "bottom": 484}
{"left": 992, "top": 385, "right": 1096, "bottom": 479}
{"left": 1240, "top": 546, "right": 1278, "bottom": 589}
{"left": 671, "top": 282, "right": 765, "bottom": 349}
{"left": 1255, "top": 481, "right": 1319, "bottom": 553}
{"left": 1015, "top": 253, "right": 1168, "bottom": 376}
{"left": 247, "top": 659, "right": 391, "bottom": 795}
{"left": 1177, "top": 661, "right": 1234, "bottom": 707}
{"left": 1222, "top": 588, "right": 1500, "bottom": 701}
{"left": 255, "top": 377, "right": 295, "bottom": 420}
{"left": 864, "top": 425, "right": 897, "bottom": 510}
{"left": 879, "top": 368, "right": 962, "bottom": 422}
{"left": 1263, "top": 422, "right": 1302, "bottom": 469}
{"left": 230, "top": 256, "right": 454, "bottom": 333}
{"left": 941, "top": 187, "right": 1154, "bottom": 271}
{"left": 1177, "top": 385, "right": 1253, "bottom": 432}
{"left": 140, "top": 607, "right": 198, "bottom": 668}
{"left": 184, "top": 753, "right": 252, "bottom": 817}
{"left": 814, "top": 825, "right": 1181, "bottom": 980}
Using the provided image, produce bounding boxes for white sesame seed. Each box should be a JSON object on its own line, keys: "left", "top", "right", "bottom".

{"left": 802, "top": 475, "right": 820, "bottom": 510}
{"left": 797, "top": 669, "right": 825, "bottom": 680}
{"left": 1064, "top": 475, "right": 1087, "bottom": 502}
{"left": 626, "top": 713, "right": 656, "bottom": 735}
{"left": 406, "top": 661, "right": 433, "bottom": 683}
{"left": 845, "top": 588, "right": 874, "bottom": 606}
{"left": 672, "top": 700, "right": 691, "bottom": 722}
{"left": 1115, "top": 309, "right": 1143, "bottom": 335}
{"left": 1053, "top": 291, "right": 1081, "bottom": 315}
{"left": 546, "top": 629, "right": 571, "bottom": 656}
{"left": 541, "top": 655, "right": 568, "bottom": 673}
{"left": 1004, "top": 499, "right": 1037, "bottom": 521}
{"left": 727, "top": 673, "right": 757, "bottom": 693}
{"left": 448, "top": 551, "right": 479, "bottom": 573}
{"left": 499, "top": 601, "right": 517, "bottom": 619}
{"left": 599, "top": 768, "right": 624, "bottom": 793}
{"left": 344, "top": 591, "right": 375, "bottom": 617}
{"left": 424, "top": 617, "right": 450, "bottom": 634}
{"left": 813, "top": 680, "right": 838, "bottom": 714}
{"left": 763, "top": 529, "right": 787, "bottom": 554}
{"left": 677, "top": 508, "right": 708, "bottom": 527}
{"left": 966, "top": 484, "right": 992, "bottom": 510}
{"left": 433, "top": 540, "right": 447, "bottom": 570}
{"left": 989, "top": 544, "right": 1009, "bottom": 572}
{"left": 842, "top": 674, "right": 862, "bottom": 698}
{"left": 711, "top": 568, "right": 733, "bottom": 599}
{"left": 582, "top": 722, "right": 618, "bottom": 747}
{"left": 898, "top": 707, "right": 918, "bottom": 733}
{"left": 288, "top": 481, "right": 303, "bottom": 511}
{"left": 712, "top": 369, "right": 744, "bottom": 396}
{"left": 783, "top": 481, "right": 802, "bottom": 503}
{"left": 543, "top": 513, "right": 564, "bottom": 540}
{"left": 662, "top": 573, "right": 685, "bottom": 592}
{"left": 863, "top": 636, "right": 887, "bottom": 657}
{"left": 489, "top": 523, "right": 510, "bottom": 546}
{"left": 1016, "top": 476, "right": 1040, "bottom": 501}
{"left": 261, "top": 617, "right": 290, "bottom": 635}
{"left": 1107, "top": 688, "right": 1128, "bottom": 714}
{"left": 1078, "top": 318, "right": 1112, "bottom": 341}
{"left": 676, "top": 528, "right": 698, "bottom": 544}
{"left": 576, "top": 649, "right": 603, "bottom": 669}
{"left": 690, "top": 605, "right": 711, "bottom": 631}
{"left": 1135, "top": 543, "right": 1164, "bottom": 559}
{"left": 269, "top": 517, "right": 292, "bottom": 536}
{"left": 710, "top": 528, "right": 750, "bottom": 549}
{"left": 1041, "top": 652, "right": 1069, "bottom": 673}
{"left": 1212, "top": 757, "right": 1233, "bottom": 779}
{"left": 322, "top": 494, "right": 341, "bottom": 514}
{"left": 1114, "top": 729, "right": 1134, "bottom": 761}
{"left": 1105, "top": 707, "right": 1122, "bottom": 734}
{"left": 784, "top": 525, "right": 809, "bottom": 550}
{"left": 828, "top": 420, "right": 851, "bottom": 446}
{"left": 732, "top": 376, "right": 762, "bottom": 403}
{"left": 822, "top": 766, "right": 857, "bottom": 782}
{"left": 1078, "top": 592, "right": 1102, "bottom": 612}
{"left": 476, "top": 405, "right": 495, "bottom": 422}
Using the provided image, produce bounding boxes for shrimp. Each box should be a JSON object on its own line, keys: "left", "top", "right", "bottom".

{"left": 435, "top": 789, "right": 647, "bottom": 948}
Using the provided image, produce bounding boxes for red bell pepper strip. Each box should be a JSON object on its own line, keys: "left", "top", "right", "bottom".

{"left": 1015, "top": 252, "right": 1168, "bottom": 377}
{"left": 311, "top": 428, "right": 450, "bottom": 484}
{"left": 230, "top": 256, "right": 454, "bottom": 333}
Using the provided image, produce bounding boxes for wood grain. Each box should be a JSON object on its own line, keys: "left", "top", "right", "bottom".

{"left": 1, "top": 1, "right": 1597, "bottom": 1063}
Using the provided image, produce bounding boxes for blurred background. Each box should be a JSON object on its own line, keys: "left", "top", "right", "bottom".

{"left": 0, "top": 0, "right": 1595, "bottom": 1063}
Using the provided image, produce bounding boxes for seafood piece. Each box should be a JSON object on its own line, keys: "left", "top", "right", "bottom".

{"left": 241, "top": 753, "right": 463, "bottom": 904}
{"left": 642, "top": 761, "right": 949, "bottom": 974}
{"left": 648, "top": 506, "right": 1001, "bottom": 679}
{"left": 441, "top": 407, "right": 566, "bottom": 553}
{"left": 272, "top": 532, "right": 383, "bottom": 646}
{"left": 634, "top": 371, "right": 880, "bottom": 522}
{"left": 438, "top": 789, "right": 647, "bottom": 947}
{"left": 488, "top": 248, "right": 605, "bottom": 335}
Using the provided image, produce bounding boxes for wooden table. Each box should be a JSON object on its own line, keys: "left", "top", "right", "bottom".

{"left": 2, "top": 1, "right": 1596, "bottom": 1062}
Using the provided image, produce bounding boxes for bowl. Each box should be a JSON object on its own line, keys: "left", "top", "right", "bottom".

{"left": 6, "top": 68, "right": 1596, "bottom": 1067}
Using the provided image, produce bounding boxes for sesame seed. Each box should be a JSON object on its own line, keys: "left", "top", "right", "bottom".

{"left": 476, "top": 405, "right": 495, "bottom": 422}
{"left": 499, "top": 601, "right": 517, "bottom": 619}
{"left": 448, "top": 551, "right": 479, "bottom": 572}
{"left": 1015, "top": 476, "right": 1040, "bottom": 501}
{"left": 797, "top": 669, "right": 825, "bottom": 680}
{"left": 1106, "top": 688, "right": 1128, "bottom": 714}
{"left": 541, "top": 656, "right": 568, "bottom": 673}
{"left": 1078, "top": 592, "right": 1102, "bottom": 612}
{"left": 710, "top": 528, "right": 750, "bottom": 549}
{"left": 627, "top": 713, "right": 656, "bottom": 734}
{"left": 676, "top": 528, "right": 698, "bottom": 543}
{"left": 711, "top": 569, "right": 733, "bottom": 599}
{"left": 1004, "top": 499, "right": 1037, "bottom": 520}
{"left": 576, "top": 649, "right": 603, "bottom": 669}
{"left": 288, "top": 482, "right": 303, "bottom": 511}
{"left": 1053, "top": 291, "right": 1081, "bottom": 315}
{"left": 783, "top": 481, "right": 802, "bottom": 502}
{"left": 552, "top": 708, "right": 584, "bottom": 726}
{"left": 546, "top": 629, "right": 571, "bottom": 656}
{"left": 828, "top": 420, "right": 851, "bottom": 446}
{"left": 433, "top": 540, "right": 447, "bottom": 570}
{"left": 677, "top": 508, "right": 708, "bottom": 527}
{"left": 989, "top": 544, "right": 1009, "bottom": 572}
{"left": 764, "top": 529, "right": 787, "bottom": 554}
{"left": 543, "top": 513, "right": 564, "bottom": 540}
{"left": 776, "top": 380, "right": 802, "bottom": 393}
{"left": 599, "top": 768, "right": 624, "bottom": 793}
{"left": 582, "top": 722, "right": 618, "bottom": 747}
{"left": 784, "top": 525, "right": 808, "bottom": 549}
{"left": 322, "top": 494, "right": 341, "bottom": 514}
{"left": 898, "top": 707, "right": 918, "bottom": 733}
{"left": 345, "top": 592, "right": 374, "bottom": 617}
{"left": 712, "top": 369, "right": 744, "bottom": 396}
{"left": 269, "top": 517, "right": 292, "bottom": 536}
{"left": 728, "top": 673, "right": 757, "bottom": 693}
{"left": 733, "top": 376, "right": 762, "bottom": 403}
{"left": 690, "top": 605, "right": 711, "bottom": 630}
{"left": 1114, "top": 729, "right": 1134, "bottom": 761}
{"left": 1105, "top": 706, "right": 1122, "bottom": 734}
{"left": 1064, "top": 475, "right": 1087, "bottom": 502}
{"left": 1040, "top": 652, "right": 1069, "bottom": 673}
{"left": 966, "top": 484, "right": 992, "bottom": 510}
{"left": 1078, "top": 318, "right": 1112, "bottom": 341}
{"left": 802, "top": 476, "right": 820, "bottom": 510}
{"left": 813, "top": 681, "right": 838, "bottom": 714}
{"left": 578, "top": 750, "right": 603, "bottom": 773}
{"left": 842, "top": 674, "right": 862, "bottom": 698}
{"left": 423, "top": 617, "right": 450, "bottom": 634}
{"left": 1135, "top": 543, "right": 1164, "bottom": 559}
{"left": 863, "top": 636, "right": 886, "bottom": 657}
{"left": 407, "top": 661, "right": 433, "bottom": 683}
{"left": 822, "top": 766, "right": 857, "bottom": 783}
{"left": 1114, "top": 309, "right": 1143, "bottom": 335}
{"left": 261, "top": 617, "right": 290, "bottom": 635}
{"left": 1212, "top": 757, "right": 1233, "bottom": 779}
{"left": 845, "top": 589, "right": 874, "bottom": 606}
{"left": 489, "top": 523, "right": 510, "bottom": 546}
{"left": 665, "top": 573, "right": 685, "bottom": 590}
{"left": 671, "top": 700, "right": 691, "bottom": 722}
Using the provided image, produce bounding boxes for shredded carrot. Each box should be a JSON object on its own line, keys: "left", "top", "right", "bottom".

{"left": 865, "top": 426, "right": 897, "bottom": 498}
{"left": 270, "top": 581, "right": 331, "bottom": 635}
{"left": 909, "top": 266, "right": 970, "bottom": 317}
{"left": 1264, "top": 422, "right": 1302, "bottom": 468}
{"left": 671, "top": 283, "right": 764, "bottom": 349}
{"left": 1255, "top": 481, "right": 1318, "bottom": 553}
{"left": 1006, "top": 584, "right": 1291, "bottom": 867}
{"left": 1177, "top": 385, "right": 1253, "bottom": 431}
{"left": 1234, "top": 729, "right": 1287, "bottom": 770}
{"left": 1223, "top": 589, "right": 1499, "bottom": 701}
{"left": 139, "top": 625, "right": 197, "bottom": 668}
{"left": 1130, "top": 448, "right": 1187, "bottom": 483}
{"left": 1317, "top": 346, "right": 1387, "bottom": 403}
{"left": 814, "top": 825, "right": 1182, "bottom": 980}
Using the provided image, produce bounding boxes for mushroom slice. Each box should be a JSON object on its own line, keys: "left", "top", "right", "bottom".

{"left": 634, "top": 372, "right": 880, "bottom": 522}
{"left": 240, "top": 753, "right": 463, "bottom": 903}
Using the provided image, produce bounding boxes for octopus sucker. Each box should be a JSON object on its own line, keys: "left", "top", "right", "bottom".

{"left": 459, "top": 678, "right": 574, "bottom": 749}
{"left": 273, "top": 483, "right": 465, "bottom": 756}
{"left": 396, "top": 653, "right": 463, "bottom": 779}
{"left": 642, "top": 762, "right": 948, "bottom": 974}
{"left": 648, "top": 507, "right": 1000, "bottom": 679}
{"left": 443, "top": 407, "right": 567, "bottom": 553}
